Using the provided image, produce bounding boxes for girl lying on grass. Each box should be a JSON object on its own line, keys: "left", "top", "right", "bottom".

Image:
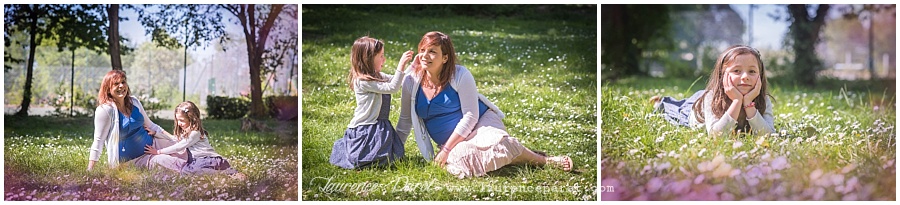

{"left": 651, "top": 45, "right": 776, "bottom": 137}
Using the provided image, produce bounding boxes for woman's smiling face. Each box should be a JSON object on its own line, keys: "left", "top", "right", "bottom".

{"left": 419, "top": 44, "right": 447, "bottom": 72}
{"left": 108, "top": 79, "right": 129, "bottom": 102}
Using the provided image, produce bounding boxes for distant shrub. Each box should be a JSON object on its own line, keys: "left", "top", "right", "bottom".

{"left": 206, "top": 96, "right": 250, "bottom": 119}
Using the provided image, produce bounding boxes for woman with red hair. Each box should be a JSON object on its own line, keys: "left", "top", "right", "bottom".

{"left": 397, "top": 31, "right": 573, "bottom": 178}
{"left": 87, "top": 70, "right": 186, "bottom": 171}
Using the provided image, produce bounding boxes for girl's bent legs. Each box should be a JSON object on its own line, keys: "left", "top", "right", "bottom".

{"left": 145, "top": 136, "right": 189, "bottom": 171}
{"left": 153, "top": 137, "right": 190, "bottom": 160}
{"left": 148, "top": 154, "right": 187, "bottom": 172}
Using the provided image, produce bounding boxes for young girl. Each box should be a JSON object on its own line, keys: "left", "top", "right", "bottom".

{"left": 329, "top": 36, "right": 414, "bottom": 169}
{"left": 144, "top": 101, "right": 245, "bottom": 179}
{"left": 651, "top": 45, "right": 776, "bottom": 137}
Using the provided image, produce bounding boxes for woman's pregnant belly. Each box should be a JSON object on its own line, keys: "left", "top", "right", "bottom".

{"left": 119, "top": 132, "right": 152, "bottom": 162}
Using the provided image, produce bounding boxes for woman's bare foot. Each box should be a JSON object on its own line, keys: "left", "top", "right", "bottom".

{"left": 546, "top": 156, "right": 573, "bottom": 172}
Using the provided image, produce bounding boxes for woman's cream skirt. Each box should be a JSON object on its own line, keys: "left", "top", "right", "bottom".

{"left": 444, "top": 110, "right": 526, "bottom": 178}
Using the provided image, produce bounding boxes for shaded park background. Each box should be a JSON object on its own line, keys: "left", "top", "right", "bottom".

{"left": 601, "top": 4, "right": 896, "bottom": 200}
{"left": 4, "top": 4, "right": 298, "bottom": 119}
{"left": 602, "top": 4, "right": 896, "bottom": 85}
{"left": 4, "top": 4, "right": 298, "bottom": 200}
{"left": 302, "top": 5, "right": 597, "bottom": 200}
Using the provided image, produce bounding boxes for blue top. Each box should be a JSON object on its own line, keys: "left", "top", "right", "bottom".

{"left": 415, "top": 83, "right": 488, "bottom": 146}
{"left": 117, "top": 105, "right": 153, "bottom": 162}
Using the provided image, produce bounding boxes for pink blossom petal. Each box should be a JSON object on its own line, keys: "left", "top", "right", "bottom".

{"left": 809, "top": 169, "right": 824, "bottom": 181}
{"left": 713, "top": 163, "right": 733, "bottom": 178}
{"left": 841, "top": 163, "right": 857, "bottom": 174}
{"left": 771, "top": 156, "right": 789, "bottom": 170}
{"left": 646, "top": 177, "right": 663, "bottom": 193}
{"left": 732, "top": 141, "right": 743, "bottom": 149}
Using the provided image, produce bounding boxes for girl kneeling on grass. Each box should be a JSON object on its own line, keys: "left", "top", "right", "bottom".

{"left": 329, "top": 36, "right": 415, "bottom": 169}
{"left": 651, "top": 45, "right": 776, "bottom": 137}
{"left": 144, "top": 101, "right": 245, "bottom": 179}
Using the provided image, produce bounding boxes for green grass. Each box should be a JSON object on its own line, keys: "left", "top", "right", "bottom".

{"left": 601, "top": 76, "right": 896, "bottom": 200}
{"left": 302, "top": 6, "right": 597, "bottom": 201}
{"left": 4, "top": 115, "right": 298, "bottom": 200}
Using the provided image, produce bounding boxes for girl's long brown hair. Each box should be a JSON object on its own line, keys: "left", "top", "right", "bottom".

{"left": 173, "top": 101, "right": 208, "bottom": 141}
{"left": 693, "top": 45, "right": 772, "bottom": 132}
{"left": 97, "top": 70, "right": 133, "bottom": 109}
{"left": 416, "top": 31, "right": 457, "bottom": 88}
{"left": 348, "top": 36, "right": 386, "bottom": 91}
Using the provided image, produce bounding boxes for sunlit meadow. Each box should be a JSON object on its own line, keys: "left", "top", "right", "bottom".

{"left": 601, "top": 77, "right": 896, "bottom": 200}
{"left": 4, "top": 116, "right": 298, "bottom": 200}
{"left": 302, "top": 6, "right": 597, "bottom": 200}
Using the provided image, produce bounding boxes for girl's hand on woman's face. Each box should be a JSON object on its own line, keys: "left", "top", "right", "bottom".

{"left": 723, "top": 75, "right": 743, "bottom": 101}
{"left": 398, "top": 50, "right": 414, "bottom": 72}
{"left": 409, "top": 53, "right": 424, "bottom": 72}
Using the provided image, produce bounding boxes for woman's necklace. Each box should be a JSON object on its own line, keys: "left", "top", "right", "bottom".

{"left": 424, "top": 79, "right": 441, "bottom": 100}
{"left": 424, "top": 72, "right": 442, "bottom": 99}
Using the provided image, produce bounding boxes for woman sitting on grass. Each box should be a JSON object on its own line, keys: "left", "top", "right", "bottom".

{"left": 87, "top": 70, "right": 186, "bottom": 171}
{"left": 650, "top": 45, "right": 776, "bottom": 137}
{"left": 397, "top": 31, "right": 573, "bottom": 178}
{"left": 143, "top": 101, "right": 246, "bottom": 179}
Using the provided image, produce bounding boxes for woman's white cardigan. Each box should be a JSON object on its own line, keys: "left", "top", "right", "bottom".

{"left": 396, "top": 65, "right": 504, "bottom": 161}
{"left": 88, "top": 96, "right": 170, "bottom": 168}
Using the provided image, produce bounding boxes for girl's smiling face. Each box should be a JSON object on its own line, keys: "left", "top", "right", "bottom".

{"left": 175, "top": 112, "right": 190, "bottom": 130}
{"left": 724, "top": 53, "right": 760, "bottom": 95}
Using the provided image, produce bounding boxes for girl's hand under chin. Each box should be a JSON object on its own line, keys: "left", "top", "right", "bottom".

{"left": 743, "top": 77, "right": 762, "bottom": 104}
{"left": 723, "top": 76, "right": 743, "bottom": 101}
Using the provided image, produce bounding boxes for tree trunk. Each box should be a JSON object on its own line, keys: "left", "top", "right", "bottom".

{"left": 107, "top": 4, "right": 122, "bottom": 70}
{"left": 787, "top": 4, "right": 830, "bottom": 86}
{"left": 241, "top": 4, "right": 284, "bottom": 119}
{"left": 71, "top": 49, "right": 75, "bottom": 117}
{"left": 15, "top": 9, "right": 40, "bottom": 117}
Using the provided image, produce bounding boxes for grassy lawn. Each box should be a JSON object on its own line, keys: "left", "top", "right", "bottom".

{"left": 601, "top": 76, "right": 896, "bottom": 200}
{"left": 4, "top": 115, "right": 298, "bottom": 200}
{"left": 302, "top": 6, "right": 597, "bottom": 200}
